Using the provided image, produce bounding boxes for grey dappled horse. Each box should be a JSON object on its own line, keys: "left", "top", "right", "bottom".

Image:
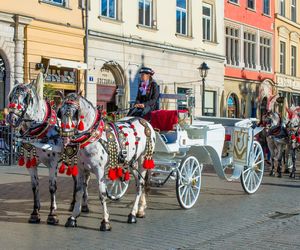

{"left": 58, "top": 93, "right": 156, "bottom": 231}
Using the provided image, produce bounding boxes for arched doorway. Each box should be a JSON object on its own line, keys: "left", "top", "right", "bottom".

{"left": 96, "top": 61, "right": 125, "bottom": 112}
{"left": 260, "top": 97, "right": 268, "bottom": 120}
{"left": 227, "top": 93, "right": 239, "bottom": 118}
{"left": 0, "top": 56, "right": 6, "bottom": 110}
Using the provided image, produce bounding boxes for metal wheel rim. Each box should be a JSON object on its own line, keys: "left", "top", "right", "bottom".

{"left": 241, "top": 141, "right": 264, "bottom": 194}
{"left": 106, "top": 178, "right": 129, "bottom": 200}
{"left": 177, "top": 156, "right": 201, "bottom": 209}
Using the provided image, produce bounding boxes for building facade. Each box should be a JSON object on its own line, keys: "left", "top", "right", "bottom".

{"left": 275, "top": 0, "right": 300, "bottom": 107}
{"left": 224, "top": 0, "right": 275, "bottom": 119}
{"left": 0, "top": 0, "right": 85, "bottom": 110}
{"left": 87, "top": 0, "right": 225, "bottom": 116}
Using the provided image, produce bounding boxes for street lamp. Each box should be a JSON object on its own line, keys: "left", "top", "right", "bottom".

{"left": 198, "top": 62, "right": 209, "bottom": 115}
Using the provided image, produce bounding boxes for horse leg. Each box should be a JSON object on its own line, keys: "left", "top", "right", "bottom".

{"left": 137, "top": 171, "right": 150, "bottom": 218}
{"left": 81, "top": 171, "right": 90, "bottom": 213}
{"left": 289, "top": 148, "right": 296, "bottom": 178}
{"left": 47, "top": 162, "right": 59, "bottom": 225}
{"left": 69, "top": 175, "right": 77, "bottom": 212}
{"left": 128, "top": 160, "right": 147, "bottom": 223}
{"left": 28, "top": 167, "right": 41, "bottom": 223}
{"left": 94, "top": 167, "right": 111, "bottom": 231}
{"left": 65, "top": 172, "right": 84, "bottom": 228}
{"left": 277, "top": 145, "right": 284, "bottom": 178}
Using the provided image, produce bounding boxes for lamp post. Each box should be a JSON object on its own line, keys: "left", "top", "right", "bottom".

{"left": 198, "top": 62, "right": 209, "bottom": 115}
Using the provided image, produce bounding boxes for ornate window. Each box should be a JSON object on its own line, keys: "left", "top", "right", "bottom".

{"left": 280, "top": 41, "right": 286, "bottom": 74}
{"left": 227, "top": 94, "right": 239, "bottom": 118}
{"left": 244, "top": 31, "right": 256, "bottom": 69}
{"left": 225, "top": 26, "right": 240, "bottom": 66}
{"left": 291, "top": 45, "right": 297, "bottom": 76}
{"left": 260, "top": 37, "right": 271, "bottom": 72}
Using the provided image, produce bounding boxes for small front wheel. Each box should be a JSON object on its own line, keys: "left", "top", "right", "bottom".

{"left": 106, "top": 178, "right": 129, "bottom": 200}
{"left": 241, "top": 141, "right": 264, "bottom": 194}
{"left": 176, "top": 156, "right": 202, "bottom": 209}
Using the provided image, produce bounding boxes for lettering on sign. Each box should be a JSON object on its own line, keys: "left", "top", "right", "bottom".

{"left": 277, "top": 76, "right": 300, "bottom": 91}
{"left": 97, "top": 68, "right": 116, "bottom": 86}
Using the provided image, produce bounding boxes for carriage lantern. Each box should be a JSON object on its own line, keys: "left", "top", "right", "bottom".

{"left": 198, "top": 62, "right": 209, "bottom": 115}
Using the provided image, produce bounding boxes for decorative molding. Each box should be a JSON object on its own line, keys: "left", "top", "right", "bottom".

{"left": 290, "top": 31, "right": 300, "bottom": 42}
{"left": 278, "top": 26, "right": 290, "bottom": 38}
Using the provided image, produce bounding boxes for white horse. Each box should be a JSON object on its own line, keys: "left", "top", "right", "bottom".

{"left": 6, "top": 80, "right": 89, "bottom": 224}
{"left": 58, "top": 93, "right": 156, "bottom": 231}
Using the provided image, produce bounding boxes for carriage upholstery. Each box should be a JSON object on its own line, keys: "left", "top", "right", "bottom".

{"left": 149, "top": 110, "right": 188, "bottom": 132}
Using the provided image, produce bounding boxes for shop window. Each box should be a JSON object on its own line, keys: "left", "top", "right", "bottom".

{"left": 204, "top": 90, "right": 216, "bottom": 116}
{"left": 227, "top": 93, "right": 239, "bottom": 118}
{"left": 177, "top": 87, "right": 191, "bottom": 110}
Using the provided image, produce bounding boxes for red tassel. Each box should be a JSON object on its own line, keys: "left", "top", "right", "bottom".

{"left": 66, "top": 123, "right": 70, "bottom": 129}
{"left": 31, "top": 157, "right": 37, "bottom": 167}
{"left": 18, "top": 156, "right": 25, "bottom": 166}
{"left": 297, "top": 137, "right": 300, "bottom": 143}
{"left": 66, "top": 166, "right": 72, "bottom": 176}
{"left": 108, "top": 168, "right": 117, "bottom": 181}
{"left": 124, "top": 171, "right": 130, "bottom": 181}
{"left": 59, "top": 162, "right": 66, "bottom": 174}
{"left": 17, "top": 104, "right": 22, "bottom": 110}
{"left": 78, "top": 120, "right": 84, "bottom": 131}
{"left": 71, "top": 122, "right": 75, "bottom": 128}
{"left": 72, "top": 165, "right": 79, "bottom": 176}
{"left": 143, "top": 159, "right": 155, "bottom": 169}
{"left": 26, "top": 159, "right": 31, "bottom": 169}
{"left": 291, "top": 134, "right": 296, "bottom": 140}
{"left": 61, "top": 123, "right": 65, "bottom": 129}
{"left": 117, "top": 167, "right": 123, "bottom": 178}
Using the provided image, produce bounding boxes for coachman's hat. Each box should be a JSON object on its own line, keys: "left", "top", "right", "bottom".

{"left": 139, "top": 67, "right": 154, "bottom": 75}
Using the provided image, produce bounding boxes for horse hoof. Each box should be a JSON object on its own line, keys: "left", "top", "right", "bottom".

{"left": 136, "top": 211, "right": 145, "bottom": 218}
{"left": 81, "top": 205, "right": 89, "bottom": 213}
{"left": 28, "top": 213, "right": 41, "bottom": 224}
{"left": 127, "top": 213, "right": 137, "bottom": 224}
{"left": 65, "top": 217, "right": 77, "bottom": 228}
{"left": 289, "top": 173, "right": 296, "bottom": 179}
{"left": 100, "top": 220, "right": 112, "bottom": 231}
{"left": 47, "top": 214, "right": 59, "bottom": 225}
{"left": 269, "top": 170, "right": 274, "bottom": 176}
{"left": 68, "top": 204, "right": 75, "bottom": 212}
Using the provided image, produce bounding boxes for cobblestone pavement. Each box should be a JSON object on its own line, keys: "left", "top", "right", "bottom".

{"left": 0, "top": 165, "right": 299, "bottom": 250}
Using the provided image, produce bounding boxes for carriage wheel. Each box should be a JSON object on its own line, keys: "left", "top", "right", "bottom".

{"left": 106, "top": 178, "right": 129, "bottom": 200}
{"left": 241, "top": 141, "right": 264, "bottom": 194}
{"left": 176, "top": 156, "right": 202, "bottom": 209}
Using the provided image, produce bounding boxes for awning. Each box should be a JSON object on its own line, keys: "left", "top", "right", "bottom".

{"left": 49, "top": 58, "right": 87, "bottom": 70}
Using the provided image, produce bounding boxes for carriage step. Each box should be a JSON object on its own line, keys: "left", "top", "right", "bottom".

{"left": 154, "top": 160, "right": 177, "bottom": 167}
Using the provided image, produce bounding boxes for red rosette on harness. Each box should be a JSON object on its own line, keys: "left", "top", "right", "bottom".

{"left": 108, "top": 168, "right": 118, "bottom": 181}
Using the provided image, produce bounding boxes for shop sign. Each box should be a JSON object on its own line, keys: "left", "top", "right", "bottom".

{"left": 97, "top": 68, "right": 116, "bottom": 86}
{"left": 277, "top": 76, "right": 300, "bottom": 91}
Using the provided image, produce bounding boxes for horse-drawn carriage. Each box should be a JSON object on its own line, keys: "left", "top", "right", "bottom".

{"left": 106, "top": 94, "right": 265, "bottom": 209}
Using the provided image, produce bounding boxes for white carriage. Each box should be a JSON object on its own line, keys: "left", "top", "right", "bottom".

{"left": 105, "top": 93, "right": 265, "bottom": 207}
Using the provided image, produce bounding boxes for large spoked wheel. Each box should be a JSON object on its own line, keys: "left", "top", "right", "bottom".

{"left": 176, "top": 156, "right": 202, "bottom": 209}
{"left": 241, "top": 141, "right": 264, "bottom": 194}
{"left": 106, "top": 178, "right": 129, "bottom": 201}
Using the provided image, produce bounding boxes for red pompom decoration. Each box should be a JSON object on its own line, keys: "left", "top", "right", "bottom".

{"left": 130, "top": 124, "right": 135, "bottom": 129}
{"left": 117, "top": 167, "right": 123, "bottom": 178}
{"left": 59, "top": 162, "right": 66, "bottom": 174}
{"left": 61, "top": 123, "right": 66, "bottom": 129}
{"left": 31, "top": 157, "right": 37, "bottom": 167}
{"left": 297, "top": 137, "right": 300, "bottom": 143}
{"left": 66, "top": 166, "right": 72, "bottom": 176}
{"left": 78, "top": 120, "right": 84, "bottom": 131}
{"left": 125, "top": 141, "right": 129, "bottom": 146}
{"left": 291, "top": 134, "right": 296, "bottom": 140}
{"left": 18, "top": 156, "right": 25, "bottom": 166}
{"left": 134, "top": 132, "right": 138, "bottom": 136}
{"left": 17, "top": 104, "right": 22, "bottom": 110}
{"left": 66, "top": 123, "right": 70, "bottom": 129}
{"left": 72, "top": 165, "right": 79, "bottom": 177}
{"left": 119, "top": 126, "right": 123, "bottom": 130}
{"left": 143, "top": 159, "right": 155, "bottom": 169}
{"left": 135, "top": 141, "right": 139, "bottom": 145}
{"left": 124, "top": 171, "right": 130, "bottom": 181}
{"left": 124, "top": 133, "right": 128, "bottom": 137}
{"left": 108, "top": 168, "right": 117, "bottom": 181}
{"left": 26, "top": 159, "right": 32, "bottom": 169}
{"left": 71, "top": 122, "right": 75, "bottom": 128}
{"left": 80, "top": 115, "right": 84, "bottom": 119}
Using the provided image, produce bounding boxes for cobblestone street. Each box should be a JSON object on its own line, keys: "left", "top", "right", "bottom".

{"left": 0, "top": 165, "right": 299, "bottom": 249}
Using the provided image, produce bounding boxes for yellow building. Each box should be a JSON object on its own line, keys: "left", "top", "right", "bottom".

{"left": 275, "top": 0, "right": 300, "bottom": 106}
{"left": 0, "top": 0, "right": 85, "bottom": 109}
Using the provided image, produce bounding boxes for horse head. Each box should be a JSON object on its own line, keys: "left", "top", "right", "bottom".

{"left": 7, "top": 83, "right": 36, "bottom": 128}
{"left": 286, "top": 106, "right": 300, "bottom": 136}
{"left": 58, "top": 93, "right": 96, "bottom": 138}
